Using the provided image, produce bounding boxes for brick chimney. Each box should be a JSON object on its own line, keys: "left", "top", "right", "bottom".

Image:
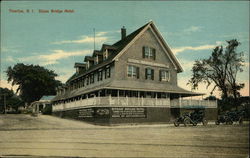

{"left": 121, "top": 26, "right": 126, "bottom": 40}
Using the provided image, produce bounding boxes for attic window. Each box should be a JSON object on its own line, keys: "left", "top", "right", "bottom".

{"left": 143, "top": 46, "right": 156, "bottom": 60}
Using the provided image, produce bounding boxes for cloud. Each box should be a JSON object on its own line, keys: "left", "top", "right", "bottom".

{"left": 165, "top": 26, "right": 202, "bottom": 37}
{"left": 19, "top": 49, "right": 91, "bottom": 66}
{"left": 172, "top": 41, "right": 223, "bottom": 55}
{"left": 183, "top": 26, "right": 202, "bottom": 34}
{"left": 5, "top": 56, "right": 15, "bottom": 63}
{"left": 0, "top": 79, "right": 18, "bottom": 93}
{"left": 52, "top": 31, "right": 109, "bottom": 45}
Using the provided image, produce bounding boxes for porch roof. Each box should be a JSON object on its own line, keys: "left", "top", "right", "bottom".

{"left": 51, "top": 81, "right": 203, "bottom": 102}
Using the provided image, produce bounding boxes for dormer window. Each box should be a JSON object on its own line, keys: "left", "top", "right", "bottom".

{"left": 95, "top": 56, "right": 99, "bottom": 65}
{"left": 76, "top": 67, "right": 80, "bottom": 74}
{"left": 86, "top": 61, "right": 90, "bottom": 69}
{"left": 143, "top": 46, "right": 156, "bottom": 60}
{"left": 103, "top": 49, "right": 108, "bottom": 60}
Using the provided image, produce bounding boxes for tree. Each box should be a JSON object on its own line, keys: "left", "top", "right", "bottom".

{"left": 6, "top": 63, "right": 61, "bottom": 104}
{"left": 188, "top": 39, "right": 244, "bottom": 102}
{"left": 0, "top": 88, "right": 24, "bottom": 113}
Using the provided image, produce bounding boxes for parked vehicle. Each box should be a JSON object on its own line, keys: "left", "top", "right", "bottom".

{"left": 215, "top": 110, "right": 245, "bottom": 125}
{"left": 174, "top": 110, "right": 207, "bottom": 127}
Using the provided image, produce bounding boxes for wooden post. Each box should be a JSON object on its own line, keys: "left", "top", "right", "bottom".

{"left": 138, "top": 91, "right": 140, "bottom": 106}
{"left": 4, "top": 94, "right": 6, "bottom": 114}
{"left": 126, "top": 95, "right": 128, "bottom": 106}
{"left": 109, "top": 94, "right": 111, "bottom": 106}
{"left": 179, "top": 94, "right": 182, "bottom": 108}
{"left": 118, "top": 90, "right": 119, "bottom": 106}
{"left": 155, "top": 92, "right": 157, "bottom": 106}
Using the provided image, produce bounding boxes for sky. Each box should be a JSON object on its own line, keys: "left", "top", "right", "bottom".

{"left": 1, "top": 1, "right": 249, "bottom": 98}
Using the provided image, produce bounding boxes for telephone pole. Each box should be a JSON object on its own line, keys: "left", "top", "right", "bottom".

{"left": 4, "top": 94, "right": 6, "bottom": 114}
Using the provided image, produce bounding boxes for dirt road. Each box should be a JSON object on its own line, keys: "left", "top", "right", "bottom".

{"left": 0, "top": 114, "right": 249, "bottom": 157}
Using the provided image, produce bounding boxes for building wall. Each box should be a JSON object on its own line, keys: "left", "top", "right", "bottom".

{"left": 114, "top": 28, "right": 178, "bottom": 90}
{"left": 53, "top": 106, "right": 171, "bottom": 124}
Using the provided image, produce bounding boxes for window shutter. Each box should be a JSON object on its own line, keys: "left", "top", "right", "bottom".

{"left": 145, "top": 68, "right": 147, "bottom": 79}
{"left": 137, "top": 67, "right": 140, "bottom": 79}
{"left": 142, "top": 47, "right": 145, "bottom": 58}
{"left": 152, "top": 69, "right": 154, "bottom": 80}
{"left": 159, "top": 70, "right": 162, "bottom": 81}
{"left": 152, "top": 49, "right": 156, "bottom": 60}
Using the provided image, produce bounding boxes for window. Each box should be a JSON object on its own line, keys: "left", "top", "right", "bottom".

{"left": 105, "top": 66, "right": 111, "bottom": 79}
{"left": 94, "top": 56, "right": 98, "bottom": 65}
{"left": 87, "top": 61, "right": 90, "bottom": 69}
{"left": 90, "top": 73, "right": 95, "bottom": 83}
{"left": 145, "top": 68, "right": 154, "bottom": 80}
{"left": 82, "top": 78, "right": 85, "bottom": 87}
{"left": 127, "top": 65, "right": 139, "bottom": 78}
{"left": 86, "top": 76, "right": 89, "bottom": 85}
{"left": 103, "top": 50, "right": 108, "bottom": 60}
{"left": 160, "top": 70, "right": 170, "bottom": 82}
{"left": 98, "top": 70, "right": 103, "bottom": 81}
{"left": 143, "top": 46, "right": 156, "bottom": 60}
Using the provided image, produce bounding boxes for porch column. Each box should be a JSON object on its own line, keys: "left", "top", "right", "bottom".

{"left": 155, "top": 92, "right": 157, "bottom": 106}
{"left": 126, "top": 95, "right": 128, "bottom": 106}
{"left": 118, "top": 90, "right": 120, "bottom": 106}
{"left": 179, "top": 94, "right": 182, "bottom": 107}
{"left": 138, "top": 91, "right": 140, "bottom": 106}
{"left": 109, "top": 94, "right": 111, "bottom": 106}
{"left": 98, "top": 90, "right": 101, "bottom": 105}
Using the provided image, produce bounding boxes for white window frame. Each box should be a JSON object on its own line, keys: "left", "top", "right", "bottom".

{"left": 95, "top": 56, "right": 99, "bottom": 65}
{"left": 127, "top": 65, "right": 138, "bottom": 78}
{"left": 161, "top": 70, "right": 170, "bottom": 82}
{"left": 144, "top": 46, "right": 154, "bottom": 59}
{"left": 103, "top": 50, "right": 108, "bottom": 60}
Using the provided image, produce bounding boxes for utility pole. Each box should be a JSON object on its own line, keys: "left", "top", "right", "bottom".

{"left": 4, "top": 94, "right": 6, "bottom": 114}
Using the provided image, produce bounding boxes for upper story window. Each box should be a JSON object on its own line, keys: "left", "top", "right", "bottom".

{"left": 98, "top": 70, "right": 103, "bottom": 81}
{"left": 105, "top": 66, "right": 111, "bottom": 79}
{"left": 127, "top": 65, "right": 139, "bottom": 78}
{"left": 86, "top": 76, "right": 89, "bottom": 85}
{"left": 90, "top": 73, "right": 95, "bottom": 83}
{"left": 145, "top": 68, "right": 154, "bottom": 80}
{"left": 160, "top": 70, "right": 170, "bottom": 82}
{"left": 143, "top": 46, "right": 156, "bottom": 60}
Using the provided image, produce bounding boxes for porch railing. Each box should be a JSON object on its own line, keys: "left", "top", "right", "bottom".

{"left": 53, "top": 96, "right": 171, "bottom": 111}
{"left": 53, "top": 97, "right": 217, "bottom": 112}
{"left": 170, "top": 99, "right": 217, "bottom": 108}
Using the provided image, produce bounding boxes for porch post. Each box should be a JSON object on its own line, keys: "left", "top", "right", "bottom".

{"left": 138, "top": 91, "right": 140, "bottom": 106}
{"left": 155, "top": 92, "right": 157, "bottom": 106}
{"left": 179, "top": 94, "right": 182, "bottom": 107}
{"left": 118, "top": 90, "right": 120, "bottom": 106}
{"left": 109, "top": 94, "right": 111, "bottom": 106}
{"left": 98, "top": 91, "right": 101, "bottom": 105}
{"left": 126, "top": 95, "right": 128, "bottom": 106}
